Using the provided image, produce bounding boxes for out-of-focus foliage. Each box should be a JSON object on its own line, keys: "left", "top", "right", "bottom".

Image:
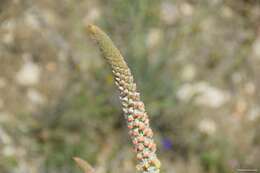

{"left": 0, "top": 0, "right": 260, "bottom": 173}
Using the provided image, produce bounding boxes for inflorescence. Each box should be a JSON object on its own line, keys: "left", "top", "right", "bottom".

{"left": 86, "top": 24, "right": 161, "bottom": 173}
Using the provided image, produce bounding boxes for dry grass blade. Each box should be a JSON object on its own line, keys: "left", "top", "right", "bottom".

{"left": 73, "top": 157, "right": 95, "bottom": 173}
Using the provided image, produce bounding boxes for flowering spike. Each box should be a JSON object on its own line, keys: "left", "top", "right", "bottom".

{"left": 73, "top": 157, "right": 95, "bottom": 173}
{"left": 86, "top": 24, "right": 161, "bottom": 173}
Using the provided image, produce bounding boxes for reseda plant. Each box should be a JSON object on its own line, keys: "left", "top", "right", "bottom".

{"left": 74, "top": 24, "right": 161, "bottom": 173}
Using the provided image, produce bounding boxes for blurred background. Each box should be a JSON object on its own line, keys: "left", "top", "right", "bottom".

{"left": 0, "top": 0, "right": 260, "bottom": 173}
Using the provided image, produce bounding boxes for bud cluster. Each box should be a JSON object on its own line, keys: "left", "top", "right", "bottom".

{"left": 87, "top": 24, "right": 161, "bottom": 173}
{"left": 112, "top": 66, "right": 161, "bottom": 173}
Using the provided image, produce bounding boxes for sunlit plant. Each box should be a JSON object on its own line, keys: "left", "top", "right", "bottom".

{"left": 74, "top": 24, "right": 161, "bottom": 173}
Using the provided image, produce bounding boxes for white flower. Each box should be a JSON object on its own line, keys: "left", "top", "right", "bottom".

{"left": 177, "top": 82, "right": 230, "bottom": 108}
{"left": 27, "top": 89, "right": 45, "bottom": 105}
{"left": 194, "top": 82, "right": 230, "bottom": 108}
{"left": 198, "top": 119, "right": 217, "bottom": 135}
{"left": 16, "top": 57, "right": 41, "bottom": 86}
{"left": 176, "top": 83, "right": 195, "bottom": 102}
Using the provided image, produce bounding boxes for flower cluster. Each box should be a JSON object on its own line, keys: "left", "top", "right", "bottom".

{"left": 86, "top": 24, "right": 161, "bottom": 173}
{"left": 113, "top": 67, "right": 161, "bottom": 173}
